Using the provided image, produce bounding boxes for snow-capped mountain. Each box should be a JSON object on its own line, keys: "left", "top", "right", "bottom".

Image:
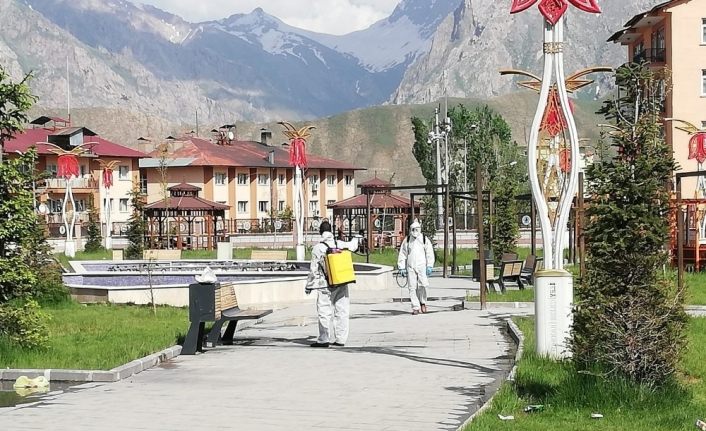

{"left": 301, "top": 0, "right": 459, "bottom": 72}
{"left": 5, "top": 0, "right": 457, "bottom": 123}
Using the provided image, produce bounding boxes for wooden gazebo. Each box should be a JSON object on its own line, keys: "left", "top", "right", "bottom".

{"left": 328, "top": 177, "right": 420, "bottom": 250}
{"left": 144, "top": 183, "right": 229, "bottom": 250}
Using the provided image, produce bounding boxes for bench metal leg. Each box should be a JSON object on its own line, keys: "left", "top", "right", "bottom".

{"left": 221, "top": 320, "right": 240, "bottom": 345}
{"left": 183, "top": 321, "right": 205, "bottom": 355}
{"left": 206, "top": 319, "right": 226, "bottom": 346}
{"left": 517, "top": 276, "right": 525, "bottom": 290}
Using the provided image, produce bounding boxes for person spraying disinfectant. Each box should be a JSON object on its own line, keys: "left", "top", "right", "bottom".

{"left": 305, "top": 220, "right": 359, "bottom": 347}
{"left": 397, "top": 220, "right": 435, "bottom": 315}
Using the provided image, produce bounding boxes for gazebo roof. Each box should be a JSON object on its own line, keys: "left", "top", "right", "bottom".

{"left": 168, "top": 182, "right": 202, "bottom": 192}
{"left": 358, "top": 176, "right": 393, "bottom": 188}
{"left": 145, "top": 196, "right": 229, "bottom": 211}
{"left": 328, "top": 193, "right": 419, "bottom": 210}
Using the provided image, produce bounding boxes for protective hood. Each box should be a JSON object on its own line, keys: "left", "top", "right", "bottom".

{"left": 321, "top": 231, "right": 335, "bottom": 242}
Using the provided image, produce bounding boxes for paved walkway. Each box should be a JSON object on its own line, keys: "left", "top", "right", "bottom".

{"left": 0, "top": 277, "right": 520, "bottom": 431}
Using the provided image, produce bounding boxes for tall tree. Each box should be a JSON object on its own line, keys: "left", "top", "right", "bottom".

{"left": 571, "top": 63, "right": 687, "bottom": 387}
{"left": 0, "top": 67, "right": 35, "bottom": 164}
{"left": 412, "top": 104, "right": 521, "bottom": 256}
{"left": 125, "top": 185, "right": 147, "bottom": 260}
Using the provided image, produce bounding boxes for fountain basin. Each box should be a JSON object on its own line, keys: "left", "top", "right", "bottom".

{"left": 64, "top": 260, "right": 394, "bottom": 308}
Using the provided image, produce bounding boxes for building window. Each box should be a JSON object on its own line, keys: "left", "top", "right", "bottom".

{"left": 327, "top": 200, "right": 335, "bottom": 206}
{"left": 75, "top": 199, "right": 86, "bottom": 212}
{"left": 258, "top": 201, "right": 269, "bottom": 212}
{"left": 119, "top": 198, "right": 129, "bottom": 213}
{"left": 258, "top": 174, "right": 269, "bottom": 185}
{"left": 327, "top": 175, "right": 335, "bottom": 186}
{"left": 118, "top": 165, "right": 129, "bottom": 180}
{"left": 278, "top": 200, "right": 285, "bottom": 211}
{"left": 702, "top": 121, "right": 706, "bottom": 129}
{"left": 279, "top": 174, "right": 285, "bottom": 185}
{"left": 237, "top": 173, "right": 248, "bottom": 185}
{"left": 344, "top": 175, "right": 353, "bottom": 186}
{"left": 309, "top": 200, "right": 319, "bottom": 215}
{"left": 237, "top": 201, "right": 248, "bottom": 213}
{"left": 308, "top": 175, "right": 319, "bottom": 185}
{"left": 49, "top": 199, "right": 62, "bottom": 213}
{"left": 139, "top": 171, "right": 147, "bottom": 194}
{"left": 215, "top": 172, "right": 227, "bottom": 185}
{"left": 702, "top": 70, "right": 706, "bottom": 96}
{"left": 46, "top": 164, "right": 57, "bottom": 177}
{"left": 80, "top": 165, "right": 87, "bottom": 177}
{"left": 702, "top": 18, "right": 706, "bottom": 44}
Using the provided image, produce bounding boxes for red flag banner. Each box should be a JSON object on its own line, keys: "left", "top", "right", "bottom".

{"left": 57, "top": 154, "right": 80, "bottom": 179}
{"left": 288, "top": 137, "right": 307, "bottom": 168}
{"left": 103, "top": 168, "right": 114, "bottom": 189}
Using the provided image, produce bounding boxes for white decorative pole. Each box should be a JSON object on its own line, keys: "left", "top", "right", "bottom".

{"left": 48, "top": 144, "right": 87, "bottom": 258}
{"left": 510, "top": 0, "right": 601, "bottom": 358}
{"left": 279, "top": 122, "right": 315, "bottom": 261}
{"left": 99, "top": 160, "right": 119, "bottom": 249}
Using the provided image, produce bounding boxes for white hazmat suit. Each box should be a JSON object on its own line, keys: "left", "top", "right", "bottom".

{"left": 397, "top": 222, "right": 435, "bottom": 313}
{"left": 305, "top": 231, "right": 359, "bottom": 346}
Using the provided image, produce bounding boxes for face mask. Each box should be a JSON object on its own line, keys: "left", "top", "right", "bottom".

{"left": 411, "top": 228, "right": 421, "bottom": 238}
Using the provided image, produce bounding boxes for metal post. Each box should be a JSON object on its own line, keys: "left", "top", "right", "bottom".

{"left": 677, "top": 175, "right": 683, "bottom": 292}
{"left": 452, "top": 197, "right": 457, "bottom": 275}
{"left": 366, "top": 190, "right": 371, "bottom": 264}
{"left": 464, "top": 137, "right": 468, "bottom": 231}
{"left": 578, "top": 172, "right": 585, "bottom": 279}
{"left": 444, "top": 184, "right": 450, "bottom": 278}
{"left": 433, "top": 108, "right": 443, "bottom": 229}
{"left": 531, "top": 197, "right": 537, "bottom": 256}
{"left": 476, "top": 163, "right": 486, "bottom": 310}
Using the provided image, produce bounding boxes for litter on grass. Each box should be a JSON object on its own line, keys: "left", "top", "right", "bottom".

{"left": 591, "top": 413, "right": 603, "bottom": 419}
{"left": 498, "top": 414, "right": 515, "bottom": 421}
{"left": 524, "top": 404, "right": 544, "bottom": 413}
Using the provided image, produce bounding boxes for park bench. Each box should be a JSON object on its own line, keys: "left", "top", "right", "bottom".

{"left": 486, "top": 260, "right": 524, "bottom": 293}
{"left": 143, "top": 249, "right": 181, "bottom": 260}
{"left": 182, "top": 281, "right": 272, "bottom": 355}
{"left": 250, "top": 250, "right": 288, "bottom": 261}
{"left": 520, "top": 255, "right": 543, "bottom": 285}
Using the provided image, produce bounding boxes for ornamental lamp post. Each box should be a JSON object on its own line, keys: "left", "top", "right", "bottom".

{"left": 508, "top": 0, "right": 603, "bottom": 359}
{"left": 98, "top": 160, "right": 119, "bottom": 249}
{"left": 428, "top": 106, "right": 452, "bottom": 229}
{"left": 279, "top": 122, "right": 315, "bottom": 261}
{"left": 47, "top": 143, "right": 89, "bottom": 258}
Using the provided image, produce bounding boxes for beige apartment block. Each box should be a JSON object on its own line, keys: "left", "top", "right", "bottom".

{"left": 610, "top": 0, "right": 706, "bottom": 197}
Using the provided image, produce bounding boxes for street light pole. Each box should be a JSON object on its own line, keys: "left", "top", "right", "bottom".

{"left": 428, "top": 107, "right": 452, "bottom": 230}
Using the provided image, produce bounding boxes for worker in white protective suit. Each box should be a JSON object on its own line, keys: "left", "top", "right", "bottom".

{"left": 397, "top": 220, "right": 435, "bottom": 315}
{"left": 305, "top": 220, "right": 359, "bottom": 348}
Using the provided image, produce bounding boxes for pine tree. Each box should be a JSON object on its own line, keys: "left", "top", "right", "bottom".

{"left": 84, "top": 194, "right": 103, "bottom": 253}
{"left": 571, "top": 63, "right": 687, "bottom": 387}
{"left": 125, "top": 185, "right": 147, "bottom": 260}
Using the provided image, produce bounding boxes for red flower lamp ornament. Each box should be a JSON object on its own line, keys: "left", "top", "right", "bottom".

{"left": 511, "top": 0, "right": 601, "bottom": 25}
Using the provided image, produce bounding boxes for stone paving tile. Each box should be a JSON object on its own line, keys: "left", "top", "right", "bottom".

{"left": 0, "top": 278, "right": 516, "bottom": 431}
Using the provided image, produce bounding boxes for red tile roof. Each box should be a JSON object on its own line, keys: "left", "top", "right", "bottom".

{"left": 359, "top": 177, "right": 394, "bottom": 188}
{"left": 5, "top": 127, "right": 145, "bottom": 158}
{"left": 150, "top": 137, "right": 363, "bottom": 170}
{"left": 145, "top": 195, "right": 230, "bottom": 211}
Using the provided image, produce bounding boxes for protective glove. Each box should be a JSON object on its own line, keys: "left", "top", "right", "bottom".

{"left": 426, "top": 267, "right": 433, "bottom": 276}
{"left": 305, "top": 288, "right": 313, "bottom": 295}
{"left": 399, "top": 268, "right": 407, "bottom": 277}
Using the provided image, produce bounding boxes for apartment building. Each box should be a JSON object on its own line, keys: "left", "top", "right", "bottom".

{"left": 609, "top": 0, "right": 706, "bottom": 197}
{"left": 5, "top": 116, "right": 145, "bottom": 242}
{"left": 138, "top": 132, "right": 362, "bottom": 229}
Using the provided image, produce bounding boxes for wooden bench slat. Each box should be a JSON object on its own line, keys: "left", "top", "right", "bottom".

{"left": 250, "top": 250, "right": 288, "bottom": 261}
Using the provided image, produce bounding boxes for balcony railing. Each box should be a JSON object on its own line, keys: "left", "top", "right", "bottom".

{"left": 42, "top": 177, "right": 98, "bottom": 189}
{"left": 634, "top": 48, "right": 666, "bottom": 64}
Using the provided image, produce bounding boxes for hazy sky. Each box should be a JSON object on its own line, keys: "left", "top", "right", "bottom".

{"left": 139, "top": 0, "right": 402, "bottom": 35}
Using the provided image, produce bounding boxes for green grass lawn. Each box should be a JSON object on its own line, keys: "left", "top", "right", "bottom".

{"left": 464, "top": 317, "right": 706, "bottom": 431}
{"left": 0, "top": 302, "right": 187, "bottom": 370}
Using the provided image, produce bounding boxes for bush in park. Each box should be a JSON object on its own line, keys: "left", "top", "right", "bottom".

{"left": 571, "top": 63, "right": 687, "bottom": 387}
